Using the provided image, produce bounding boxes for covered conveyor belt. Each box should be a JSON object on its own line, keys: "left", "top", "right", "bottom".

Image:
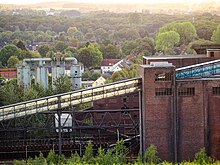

{"left": 176, "top": 59, "right": 220, "bottom": 79}
{"left": 0, "top": 77, "right": 142, "bottom": 121}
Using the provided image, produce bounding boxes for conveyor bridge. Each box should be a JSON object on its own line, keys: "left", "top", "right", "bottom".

{"left": 176, "top": 59, "right": 220, "bottom": 79}
{"left": 0, "top": 77, "right": 142, "bottom": 121}
{"left": 1, "top": 59, "right": 220, "bottom": 122}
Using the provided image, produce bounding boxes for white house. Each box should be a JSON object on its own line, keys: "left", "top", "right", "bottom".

{"left": 101, "top": 59, "right": 123, "bottom": 74}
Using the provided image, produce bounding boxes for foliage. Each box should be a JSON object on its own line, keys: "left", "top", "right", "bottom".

{"left": 7, "top": 55, "right": 20, "bottom": 68}
{"left": 111, "top": 64, "right": 139, "bottom": 82}
{"left": 100, "top": 43, "right": 122, "bottom": 59}
{"left": 128, "top": 13, "right": 142, "bottom": 25}
{"left": 156, "top": 31, "right": 180, "bottom": 53}
{"left": 211, "top": 25, "right": 220, "bottom": 44}
{"left": 47, "top": 150, "right": 60, "bottom": 165}
{"left": 38, "top": 45, "right": 51, "bottom": 57}
{"left": 194, "top": 148, "right": 212, "bottom": 165}
{"left": 53, "top": 75, "right": 71, "bottom": 94}
{"left": 82, "top": 71, "right": 101, "bottom": 81}
{"left": 0, "top": 79, "right": 23, "bottom": 105}
{"left": 144, "top": 144, "right": 160, "bottom": 164}
{"left": 77, "top": 45, "right": 103, "bottom": 68}
{"left": 82, "top": 141, "right": 95, "bottom": 164}
{"left": 158, "top": 21, "right": 197, "bottom": 45}
{"left": 0, "top": 44, "right": 20, "bottom": 66}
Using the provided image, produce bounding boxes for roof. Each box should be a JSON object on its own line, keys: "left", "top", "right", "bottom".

{"left": 101, "top": 59, "right": 121, "bottom": 66}
{"left": 143, "top": 55, "right": 207, "bottom": 60}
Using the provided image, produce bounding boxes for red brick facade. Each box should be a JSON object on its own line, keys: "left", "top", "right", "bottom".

{"left": 139, "top": 63, "right": 220, "bottom": 161}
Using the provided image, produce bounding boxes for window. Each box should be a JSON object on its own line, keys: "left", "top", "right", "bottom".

{"left": 155, "top": 72, "right": 172, "bottom": 81}
{"left": 178, "top": 87, "right": 195, "bottom": 96}
{"left": 155, "top": 88, "right": 172, "bottom": 96}
{"left": 213, "top": 87, "right": 220, "bottom": 95}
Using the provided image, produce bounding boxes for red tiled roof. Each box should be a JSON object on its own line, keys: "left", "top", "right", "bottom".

{"left": 0, "top": 68, "right": 17, "bottom": 79}
{"left": 101, "top": 59, "right": 121, "bottom": 66}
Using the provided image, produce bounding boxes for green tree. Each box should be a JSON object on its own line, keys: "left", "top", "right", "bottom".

{"left": 1, "top": 79, "right": 23, "bottom": 105}
{"left": 7, "top": 55, "right": 20, "bottom": 68}
{"left": 53, "top": 75, "right": 71, "bottom": 94}
{"left": 82, "top": 141, "right": 95, "bottom": 164}
{"left": 211, "top": 25, "right": 220, "bottom": 44}
{"left": 100, "top": 44, "right": 122, "bottom": 59}
{"left": 128, "top": 13, "right": 142, "bottom": 24}
{"left": 15, "top": 40, "right": 27, "bottom": 51}
{"left": 194, "top": 148, "right": 212, "bottom": 165}
{"left": 55, "top": 41, "right": 68, "bottom": 52}
{"left": 156, "top": 31, "right": 180, "bottom": 53}
{"left": 47, "top": 150, "right": 59, "bottom": 165}
{"left": 38, "top": 45, "right": 51, "bottom": 57}
{"left": 67, "top": 27, "right": 78, "bottom": 35}
{"left": 0, "top": 44, "right": 19, "bottom": 66}
{"left": 159, "top": 21, "right": 197, "bottom": 45}
{"left": 77, "top": 45, "right": 103, "bottom": 68}
{"left": 145, "top": 144, "right": 160, "bottom": 164}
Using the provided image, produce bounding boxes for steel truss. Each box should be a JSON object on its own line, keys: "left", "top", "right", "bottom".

{"left": 0, "top": 106, "right": 139, "bottom": 160}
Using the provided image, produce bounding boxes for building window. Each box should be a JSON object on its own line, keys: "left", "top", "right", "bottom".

{"left": 213, "top": 87, "right": 220, "bottom": 95}
{"left": 178, "top": 87, "right": 195, "bottom": 96}
{"left": 155, "top": 72, "right": 172, "bottom": 81}
{"left": 155, "top": 88, "right": 172, "bottom": 96}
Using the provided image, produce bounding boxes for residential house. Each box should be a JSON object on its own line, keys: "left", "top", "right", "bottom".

{"left": 82, "top": 76, "right": 106, "bottom": 88}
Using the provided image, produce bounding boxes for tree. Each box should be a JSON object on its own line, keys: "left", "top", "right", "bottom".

{"left": 67, "top": 27, "right": 78, "bottom": 35}
{"left": 7, "top": 55, "right": 20, "bottom": 68}
{"left": 128, "top": 13, "right": 142, "bottom": 25}
{"left": 53, "top": 75, "right": 71, "bottom": 94}
{"left": 77, "top": 45, "right": 103, "bottom": 68}
{"left": 0, "top": 44, "right": 19, "bottom": 66}
{"left": 82, "top": 141, "right": 95, "bottom": 164}
{"left": 159, "top": 21, "right": 197, "bottom": 45}
{"left": 100, "top": 44, "right": 122, "bottom": 59}
{"left": 1, "top": 79, "right": 23, "bottom": 105}
{"left": 15, "top": 40, "right": 27, "bottom": 51}
{"left": 38, "top": 45, "right": 51, "bottom": 57}
{"left": 55, "top": 41, "right": 68, "bottom": 52}
{"left": 211, "top": 25, "right": 220, "bottom": 44}
{"left": 194, "top": 148, "right": 212, "bottom": 164}
{"left": 144, "top": 144, "right": 160, "bottom": 164}
{"left": 156, "top": 31, "right": 180, "bottom": 53}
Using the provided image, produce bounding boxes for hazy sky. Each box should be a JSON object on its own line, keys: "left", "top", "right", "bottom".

{"left": 0, "top": 0, "right": 218, "bottom": 4}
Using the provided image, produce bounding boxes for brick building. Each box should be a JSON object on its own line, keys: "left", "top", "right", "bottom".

{"left": 139, "top": 61, "right": 220, "bottom": 161}
{"left": 93, "top": 52, "right": 220, "bottom": 162}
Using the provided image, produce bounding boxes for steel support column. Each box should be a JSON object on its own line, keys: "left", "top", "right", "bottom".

{"left": 58, "top": 96, "right": 62, "bottom": 155}
{"left": 139, "top": 90, "right": 145, "bottom": 161}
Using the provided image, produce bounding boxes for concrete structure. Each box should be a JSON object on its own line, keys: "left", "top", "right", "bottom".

{"left": 17, "top": 57, "right": 82, "bottom": 89}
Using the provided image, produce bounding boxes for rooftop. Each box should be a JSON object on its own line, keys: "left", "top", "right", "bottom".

{"left": 101, "top": 59, "right": 121, "bottom": 66}
{"left": 143, "top": 55, "right": 207, "bottom": 60}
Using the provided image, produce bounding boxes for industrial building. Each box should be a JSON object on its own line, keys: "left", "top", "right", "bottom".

{"left": 0, "top": 49, "right": 220, "bottom": 162}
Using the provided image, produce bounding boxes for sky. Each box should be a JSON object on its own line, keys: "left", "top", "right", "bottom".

{"left": 0, "top": 0, "right": 218, "bottom": 5}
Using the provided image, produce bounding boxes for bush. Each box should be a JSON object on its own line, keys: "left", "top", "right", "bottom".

{"left": 194, "top": 148, "right": 212, "bottom": 165}
{"left": 145, "top": 144, "right": 160, "bottom": 164}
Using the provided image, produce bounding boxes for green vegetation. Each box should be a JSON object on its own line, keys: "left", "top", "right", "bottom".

{"left": 12, "top": 141, "right": 219, "bottom": 165}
